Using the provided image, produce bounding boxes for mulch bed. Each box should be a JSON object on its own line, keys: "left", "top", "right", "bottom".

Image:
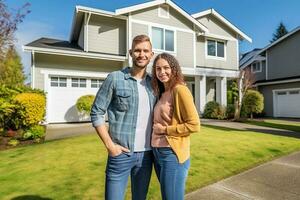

{"left": 0, "top": 135, "right": 44, "bottom": 151}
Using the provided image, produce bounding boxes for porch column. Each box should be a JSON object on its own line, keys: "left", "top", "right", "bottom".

{"left": 216, "top": 76, "right": 227, "bottom": 106}
{"left": 195, "top": 75, "right": 206, "bottom": 114}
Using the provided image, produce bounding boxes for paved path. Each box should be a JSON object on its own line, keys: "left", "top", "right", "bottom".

{"left": 185, "top": 151, "right": 300, "bottom": 200}
{"left": 185, "top": 119, "right": 300, "bottom": 200}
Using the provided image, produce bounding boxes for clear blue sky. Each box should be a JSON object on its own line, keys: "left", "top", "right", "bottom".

{"left": 6, "top": 0, "right": 300, "bottom": 79}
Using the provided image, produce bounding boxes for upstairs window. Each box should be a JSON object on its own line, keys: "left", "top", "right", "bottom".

{"left": 91, "top": 79, "right": 103, "bottom": 88}
{"left": 50, "top": 77, "right": 67, "bottom": 87}
{"left": 251, "top": 62, "right": 262, "bottom": 73}
{"left": 72, "top": 78, "right": 86, "bottom": 88}
{"left": 152, "top": 27, "right": 174, "bottom": 52}
{"left": 207, "top": 39, "right": 225, "bottom": 58}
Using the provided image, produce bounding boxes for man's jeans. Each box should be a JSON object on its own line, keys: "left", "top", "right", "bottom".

{"left": 105, "top": 151, "right": 153, "bottom": 200}
{"left": 153, "top": 147, "right": 190, "bottom": 200}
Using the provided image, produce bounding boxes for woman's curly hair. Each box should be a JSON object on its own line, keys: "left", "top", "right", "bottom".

{"left": 151, "top": 53, "right": 185, "bottom": 98}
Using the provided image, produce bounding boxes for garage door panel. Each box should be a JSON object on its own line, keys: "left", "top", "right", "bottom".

{"left": 275, "top": 90, "right": 300, "bottom": 118}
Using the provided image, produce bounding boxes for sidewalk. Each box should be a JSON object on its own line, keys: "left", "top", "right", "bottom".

{"left": 185, "top": 151, "right": 300, "bottom": 200}
{"left": 185, "top": 119, "right": 300, "bottom": 200}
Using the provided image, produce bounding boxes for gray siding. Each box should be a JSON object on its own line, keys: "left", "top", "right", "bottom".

{"left": 254, "top": 61, "right": 266, "bottom": 81}
{"left": 131, "top": 5, "right": 193, "bottom": 30}
{"left": 88, "top": 15, "right": 126, "bottom": 55}
{"left": 34, "top": 54, "right": 123, "bottom": 90}
{"left": 258, "top": 81, "right": 300, "bottom": 116}
{"left": 267, "top": 30, "right": 300, "bottom": 80}
{"left": 196, "top": 36, "right": 238, "bottom": 70}
{"left": 176, "top": 31, "right": 194, "bottom": 68}
{"left": 131, "top": 22, "right": 148, "bottom": 39}
{"left": 78, "top": 24, "right": 84, "bottom": 49}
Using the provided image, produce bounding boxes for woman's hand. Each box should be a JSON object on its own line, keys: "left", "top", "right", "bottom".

{"left": 153, "top": 123, "right": 167, "bottom": 135}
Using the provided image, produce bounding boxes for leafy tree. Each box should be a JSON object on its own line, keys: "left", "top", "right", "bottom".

{"left": 270, "top": 22, "right": 288, "bottom": 43}
{"left": 0, "top": 46, "right": 26, "bottom": 86}
{"left": 243, "top": 90, "right": 264, "bottom": 119}
{"left": 0, "top": 0, "right": 30, "bottom": 60}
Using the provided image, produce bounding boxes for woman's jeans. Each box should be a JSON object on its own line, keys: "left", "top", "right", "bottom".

{"left": 153, "top": 147, "right": 190, "bottom": 200}
{"left": 105, "top": 151, "right": 153, "bottom": 200}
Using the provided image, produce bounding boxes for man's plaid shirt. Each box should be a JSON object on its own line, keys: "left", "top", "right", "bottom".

{"left": 90, "top": 67, "right": 156, "bottom": 152}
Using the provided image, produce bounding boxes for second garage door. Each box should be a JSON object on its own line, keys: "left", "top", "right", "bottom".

{"left": 274, "top": 89, "right": 300, "bottom": 118}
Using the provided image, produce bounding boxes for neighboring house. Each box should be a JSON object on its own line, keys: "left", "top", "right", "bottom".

{"left": 240, "top": 26, "right": 300, "bottom": 118}
{"left": 24, "top": 0, "right": 251, "bottom": 123}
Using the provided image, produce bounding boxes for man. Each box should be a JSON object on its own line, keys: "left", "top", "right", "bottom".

{"left": 90, "top": 35, "right": 155, "bottom": 200}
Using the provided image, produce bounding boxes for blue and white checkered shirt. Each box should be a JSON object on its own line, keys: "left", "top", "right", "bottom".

{"left": 90, "top": 67, "right": 156, "bottom": 152}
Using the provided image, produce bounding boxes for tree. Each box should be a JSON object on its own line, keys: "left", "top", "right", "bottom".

{"left": 270, "top": 22, "right": 288, "bottom": 43}
{"left": 233, "top": 67, "right": 256, "bottom": 121}
{"left": 243, "top": 90, "right": 264, "bottom": 119}
{"left": 0, "top": 46, "right": 26, "bottom": 86}
{"left": 0, "top": 0, "right": 30, "bottom": 60}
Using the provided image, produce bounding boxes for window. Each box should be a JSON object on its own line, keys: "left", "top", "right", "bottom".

{"left": 277, "top": 91, "right": 287, "bottom": 95}
{"left": 91, "top": 79, "right": 103, "bottom": 88}
{"left": 207, "top": 39, "right": 225, "bottom": 58}
{"left": 289, "top": 90, "right": 299, "bottom": 95}
{"left": 251, "top": 62, "right": 262, "bottom": 73}
{"left": 50, "top": 77, "right": 67, "bottom": 87}
{"left": 152, "top": 27, "right": 174, "bottom": 52}
{"left": 72, "top": 78, "right": 86, "bottom": 88}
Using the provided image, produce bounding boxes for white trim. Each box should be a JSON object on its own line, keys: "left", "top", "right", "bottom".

{"left": 131, "top": 18, "right": 194, "bottom": 33}
{"left": 149, "top": 25, "right": 177, "bottom": 54}
{"left": 195, "top": 67, "right": 239, "bottom": 78}
{"left": 76, "top": 5, "right": 127, "bottom": 20}
{"left": 115, "top": 0, "right": 208, "bottom": 33}
{"left": 40, "top": 69, "right": 109, "bottom": 79}
{"left": 158, "top": 5, "right": 169, "bottom": 19}
{"left": 236, "top": 37, "right": 239, "bottom": 68}
{"left": 255, "top": 78, "right": 300, "bottom": 86}
{"left": 273, "top": 88, "right": 300, "bottom": 92}
{"left": 192, "top": 8, "right": 252, "bottom": 42}
{"left": 23, "top": 46, "right": 126, "bottom": 61}
{"left": 251, "top": 61, "right": 262, "bottom": 73}
{"left": 193, "top": 28, "right": 196, "bottom": 68}
{"left": 44, "top": 73, "right": 49, "bottom": 123}
{"left": 128, "top": 13, "right": 132, "bottom": 67}
{"left": 205, "top": 38, "right": 226, "bottom": 61}
{"left": 84, "top": 12, "right": 91, "bottom": 52}
{"left": 258, "top": 26, "right": 300, "bottom": 54}
{"left": 202, "top": 33, "right": 237, "bottom": 41}
{"left": 31, "top": 51, "right": 35, "bottom": 89}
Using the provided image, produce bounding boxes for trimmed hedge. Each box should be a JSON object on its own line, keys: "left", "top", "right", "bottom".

{"left": 242, "top": 90, "right": 264, "bottom": 118}
{"left": 203, "top": 101, "right": 227, "bottom": 120}
{"left": 76, "top": 95, "right": 95, "bottom": 115}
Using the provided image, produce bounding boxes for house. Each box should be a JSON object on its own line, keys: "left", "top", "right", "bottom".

{"left": 23, "top": 0, "right": 251, "bottom": 123}
{"left": 240, "top": 26, "right": 300, "bottom": 118}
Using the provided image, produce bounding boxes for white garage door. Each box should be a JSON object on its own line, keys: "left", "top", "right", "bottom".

{"left": 48, "top": 76, "right": 102, "bottom": 123}
{"left": 274, "top": 89, "right": 300, "bottom": 118}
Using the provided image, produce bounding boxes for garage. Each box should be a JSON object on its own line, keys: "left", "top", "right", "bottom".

{"left": 274, "top": 89, "right": 300, "bottom": 118}
{"left": 48, "top": 76, "right": 102, "bottom": 123}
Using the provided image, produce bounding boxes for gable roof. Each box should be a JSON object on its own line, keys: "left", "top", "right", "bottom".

{"left": 115, "top": 0, "right": 208, "bottom": 32}
{"left": 192, "top": 8, "right": 252, "bottom": 42}
{"left": 239, "top": 48, "right": 265, "bottom": 69}
{"left": 258, "top": 26, "right": 300, "bottom": 53}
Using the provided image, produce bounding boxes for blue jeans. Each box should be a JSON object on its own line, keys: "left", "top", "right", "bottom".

{"left": 105, "top": 151, "right": 153, "bottom": 200}
{"left": 153, "top": 147, "right": 190, "bottom": 200}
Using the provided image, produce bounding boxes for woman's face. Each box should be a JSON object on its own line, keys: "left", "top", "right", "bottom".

{"left": 155, "top": 58, "right": 172, "bottom": 84}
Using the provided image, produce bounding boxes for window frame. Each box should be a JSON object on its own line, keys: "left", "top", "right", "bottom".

{"left": 150, "top": 26, "right": 176, "bottom": 53}
{"left": 205, "top": 38, "right": 226, "bottom": 60}
{"left": 251, "top": 61, "right": 262, "bottom": 73}
{"left": 91, "top": 79, "right": 103, "bottom": 88}
{"left": 50, "top": 76, "right": 67, "bottom": 87}
{"left": 71, "top": 78, "right": 87, "bottom": 88}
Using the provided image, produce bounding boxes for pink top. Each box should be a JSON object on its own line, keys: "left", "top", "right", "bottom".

{"left": 151, "top": 90, "right": 173, "bottom": 147}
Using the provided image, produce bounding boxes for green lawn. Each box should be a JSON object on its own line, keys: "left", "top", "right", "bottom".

{"left": 245, "top": 118, "right": 300, "bottom": 133}
{"left": 1, "top": 125, "right": 300, "bottom": 200}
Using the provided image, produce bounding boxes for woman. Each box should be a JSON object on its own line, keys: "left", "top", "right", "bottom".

{"left": 151, "top": 53, "right": 200, "bottom": 200}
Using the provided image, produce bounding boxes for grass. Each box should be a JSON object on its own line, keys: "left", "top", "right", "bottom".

{"left": 245, "top": 118, "right": 300, "bottom": 133}
{"left": 1, "top": 125, "right": 300, "bottom": 200}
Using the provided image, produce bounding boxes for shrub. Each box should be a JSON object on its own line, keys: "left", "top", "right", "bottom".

{"left": 23, "top": 125, "right": 45, "bottom": 139}
{"left": 13, "top": 93, "right": 46, "bottom": 128}
{"left": 76, "top": 95, "right": 95, "bottom": 115}
{"left": 242, "top": 90, "right": 264, "bottom": 119}
{"left": 226, "top": 104, "right": 235, "bottom": 119}
{"left": 203, "top": 101, "right": 227, "bottom": 119}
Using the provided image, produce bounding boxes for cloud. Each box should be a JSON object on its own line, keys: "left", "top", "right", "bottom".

{"left": 15, "top": 21, "right": 65, "bottom": 83}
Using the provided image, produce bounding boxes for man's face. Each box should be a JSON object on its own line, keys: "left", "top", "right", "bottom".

{"left": 130, "top": 41, "right": 154, "bottom": 69}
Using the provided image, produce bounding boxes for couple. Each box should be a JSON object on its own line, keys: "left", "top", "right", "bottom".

{"left": 90, "top": 35, "right": 200, "bottom": 200}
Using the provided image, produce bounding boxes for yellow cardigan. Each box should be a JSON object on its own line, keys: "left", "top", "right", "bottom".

{"left": 166, "top": 84, "right": 200, "bottom": 163}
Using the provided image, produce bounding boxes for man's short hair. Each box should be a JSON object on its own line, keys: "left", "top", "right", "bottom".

{"left": 131, "top": 35, "right": 152, "bottom": 49}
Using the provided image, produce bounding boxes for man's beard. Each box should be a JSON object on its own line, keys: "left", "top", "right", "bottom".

{"left": 133, "top": 60, "right": 149, "bottom": 69}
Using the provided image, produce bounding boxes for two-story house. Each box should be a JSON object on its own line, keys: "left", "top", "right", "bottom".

{"left": 24, "top": 0, "right": 251, "bottom": 123}
{"left": 240, "top": 26, "right": 300, "bottom": 118}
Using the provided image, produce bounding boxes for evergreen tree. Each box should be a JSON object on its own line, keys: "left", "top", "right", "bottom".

{"left": 270, "top": 22, "right": 288, "bottom": 43}
{"left": 0, "top": 46, "right": 26, "bottom": 86}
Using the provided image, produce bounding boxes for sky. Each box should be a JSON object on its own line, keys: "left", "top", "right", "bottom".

{"left": 5, "top": 0, "right": 300, "bottom": 81}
